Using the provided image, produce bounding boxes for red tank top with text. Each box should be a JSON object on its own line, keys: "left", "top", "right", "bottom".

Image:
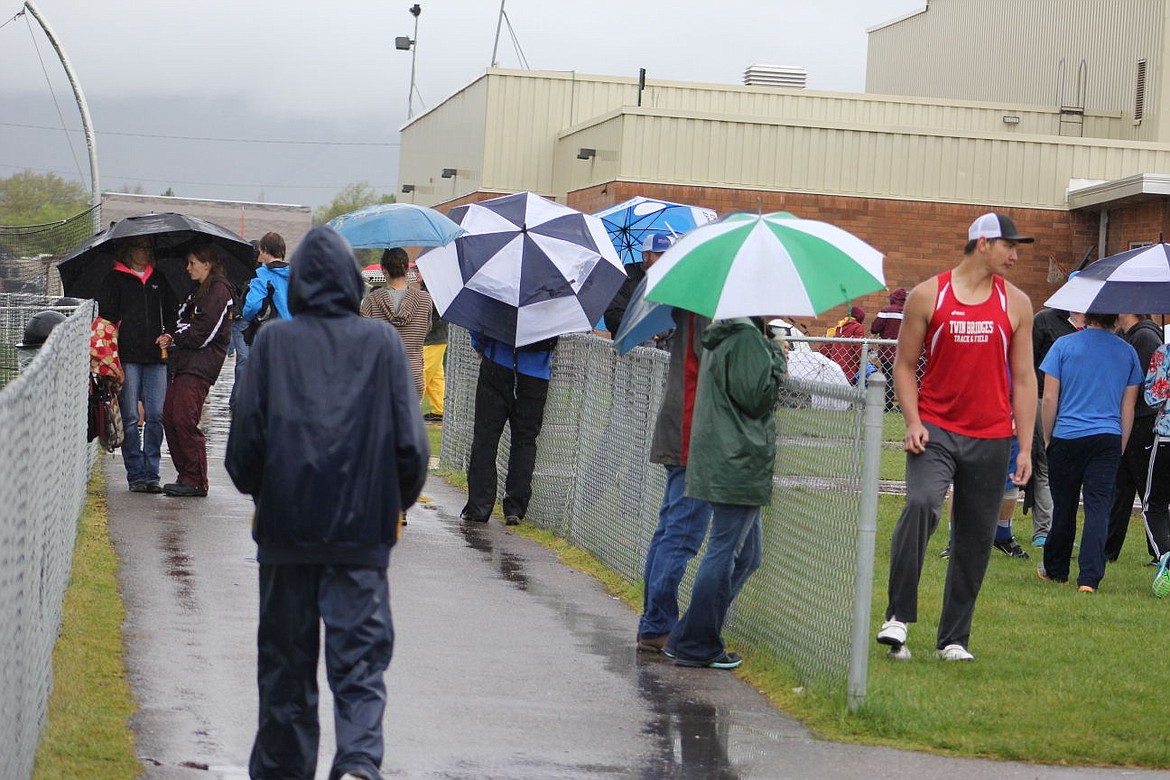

{"left": 917, "top": 270, "right": 1014, "bottom": 438}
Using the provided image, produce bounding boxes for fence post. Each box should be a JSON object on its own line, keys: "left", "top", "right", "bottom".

{"left": 848, "top": 373, "right": 886, "bottom": 712}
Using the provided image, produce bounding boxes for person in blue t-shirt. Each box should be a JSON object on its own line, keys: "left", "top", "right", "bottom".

{"left": 1038, "top": 312, "right": 1143, "bottom": 592}
{"left": 460, "top": 332, "right": 556, "bottom": 526}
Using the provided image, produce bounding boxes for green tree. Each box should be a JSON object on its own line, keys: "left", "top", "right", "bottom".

{"left": 0, "top": 170, "right": 89, "bottom": 226}
{"left": 313, "top": 181, "right": 394, "bottom": 225}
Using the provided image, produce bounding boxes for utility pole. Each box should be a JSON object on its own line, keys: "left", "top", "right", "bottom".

{"left": 396, "top": 5, "right": 422, "bottom": 119}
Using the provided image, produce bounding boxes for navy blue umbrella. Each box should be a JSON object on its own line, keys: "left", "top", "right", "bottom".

{"left": 1045, "top": 243, "right": 1170, "bottom": 313}
{"left": 416, "top": 193, "right": 626, "bottom": 347}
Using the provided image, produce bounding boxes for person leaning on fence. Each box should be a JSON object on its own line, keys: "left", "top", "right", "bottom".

{"left": 870, "top": 288, "right": 906, "bottom": 410}
{"left": 877, "top": 212, "right": 1036, "bottom": 663}
{"left": 227, "top": 225, "right": 429, "bottom": 780}
{"left": 459, "top": 332, "right": 556, "bottom": 527}
{"left": 664, "top": 316, "right": 787, "bottom": 670}
{"left": 98, "top": 235, "right": 178, "bottom": 494}
{"left": 156, "top": 242, "right": 234, "bottom": 498}
{"left": 636, "top": 309, "right": 713, "bottom": 654}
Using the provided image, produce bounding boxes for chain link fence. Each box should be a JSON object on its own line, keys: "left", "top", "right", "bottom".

{"left": 0, "top": 299, "right": 95, "bottom": 780}
{"left": 0, "top": 207, "right": 99, "bottom": 298}
{"left": 0, "top": 294, "right": 92, "bottom": 388}
{"left": 440, "top": 327, "right": 886, "bottom": 707}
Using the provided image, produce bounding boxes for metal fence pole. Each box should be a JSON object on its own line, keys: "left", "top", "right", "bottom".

{"left": 848, "top": 373, "right": 886, "bottom": 712}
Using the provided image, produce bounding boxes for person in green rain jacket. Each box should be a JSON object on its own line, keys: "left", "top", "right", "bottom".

{"left": 666, "top": 317, "right": 787, "bottom": 669}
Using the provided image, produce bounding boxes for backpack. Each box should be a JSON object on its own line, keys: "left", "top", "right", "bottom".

{"left": 242, "top": 282, "right": 276, "bottom": 346}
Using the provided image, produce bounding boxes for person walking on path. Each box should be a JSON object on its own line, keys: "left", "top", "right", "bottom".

{"left": 226, "top": 225, "right": 429, "bottom": 780}
{"left": 418, "top": 267, "right": 447, "bottom": 421}
{"left": 637, "top": 310, "right": 712, "bottom": 653}
{"left": 98, "top": 235, "right": 178, "bottom": 493}
{"left": 1038, "top": 312, "right": 1142, "bottom": 592}
{"left": 228, "top": 239, "right": 260, "bottom": 408}
{"left": 871, "top": 288, "right": 907, "bottom": 410}
{"left": 1105, "top": 313, "right": 1165, "bottom": 564}
{"left": 156, "top": 242, "right": 234, "bottom": 498}
{"left": 877, "top": 212, "right": 1036, "bottom": 662}
{"left": 1030, "top": 302, "right": 1083, "bottom": 547}
{"left": 665, "top": 316, "right": 787, "bottom": 669}
{"left": 361, "top": 248, "right": 431, "bottom": 399}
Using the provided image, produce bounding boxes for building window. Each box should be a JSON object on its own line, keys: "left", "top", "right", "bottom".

{"left": 1130, "top": 240, "right": 1154, "bottom": 250}
{"left": 1135, "top": 59, "right": 1147, "bottom": 123}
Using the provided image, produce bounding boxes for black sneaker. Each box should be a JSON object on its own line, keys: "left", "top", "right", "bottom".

{"left": 505, "top": 515, "right": 521, "bottom": 526}
{"left": 163, "top": 482, "right": 207, "bottom": 497}
{"left": 423, "top": 413, "right": 444, "bottom": 423}
{"left": 675, "top": 651, "right": 743, "bottom": 669}
{"left": 993, "top": 537, "right": 1030, "bottom": 559}
{"left": 128, "top": 482, "right": 150, "bottom": 493}
{"left": 146, "top": 481, "right": 164, "bottom": 494}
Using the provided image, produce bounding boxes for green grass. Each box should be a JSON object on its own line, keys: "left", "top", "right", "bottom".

{"left": 33, "top": 467, "right": 140, "bottom": 779}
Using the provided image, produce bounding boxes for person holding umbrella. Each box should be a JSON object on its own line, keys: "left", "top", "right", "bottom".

{"left": 98, "top": 236, "right": 178, "bottom": 493}
{"left": 665, "top": 316, "right": 787, "bottom": 669}
{"left": 156, "top": 242, "right": 235, "bottom": 497}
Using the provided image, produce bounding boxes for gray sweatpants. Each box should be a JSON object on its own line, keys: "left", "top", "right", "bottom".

{"left": 885, "top": 421, "right": 1011, "bottom": 650}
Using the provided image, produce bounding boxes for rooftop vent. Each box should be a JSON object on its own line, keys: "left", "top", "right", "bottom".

{"left": 743, "top": 64, "right": 807, "bottom": 89}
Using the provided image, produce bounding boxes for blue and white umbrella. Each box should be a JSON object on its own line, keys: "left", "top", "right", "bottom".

{"left": 327, "top": 202, "right": 465, "bottom": 248}
{"left": 416, "top": 192, "right": 626, "bottom": 347}
{"left": 612, "top": 275, "right": 676, "bottom": 354}
{"left": 1045, "top": 243, "right": 1170, "bottom": 314}
{"left": 595, "top": 196, "right": 717, "bottom": 265}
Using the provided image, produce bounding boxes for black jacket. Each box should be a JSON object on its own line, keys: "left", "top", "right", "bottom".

{"left": 1033, "top": 308, "right": 1078, "bottom": 397}
{"left": 226, "top": 226, "right": 429, "bottom": 568}
{"left": 1121, "top": 318, "right": 1165, "bottom": 418}
{"left": 603, "top": 261, "right": 647, "bottom": 333}
{"left": 97, "top": 263, "right": 178, "bottom": 364}
{"left": 170, "top": 275, "right": 234, "bottom": 384}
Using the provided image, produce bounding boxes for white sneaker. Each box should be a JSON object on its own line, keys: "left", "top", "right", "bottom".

{"left": 887, "top": 644, "right": 912, "bottom": 661}
{"left": 876, "top": 619, "right": 907, "bottom": 647}
{"left": 937, "top": 643, "right": 974, "bottom": 662}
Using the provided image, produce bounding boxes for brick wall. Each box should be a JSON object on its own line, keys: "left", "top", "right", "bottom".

{"left": 569, "top": 183, "right": 1102, "bottom": 333}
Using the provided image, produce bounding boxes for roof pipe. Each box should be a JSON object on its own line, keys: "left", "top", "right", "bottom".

{"left": 23, "top": 0, "right": 101, "bottom": 233}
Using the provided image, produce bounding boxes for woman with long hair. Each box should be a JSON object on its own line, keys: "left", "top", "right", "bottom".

{"left": 360, "top": 247, "right": 431, "bottom": 399}
{"left": 156, "top": 242, "right": 235, "bottom": 497}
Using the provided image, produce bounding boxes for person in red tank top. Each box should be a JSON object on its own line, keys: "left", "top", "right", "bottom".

{"left": 876, "top": 213, "right": 1037, "bottom": 662}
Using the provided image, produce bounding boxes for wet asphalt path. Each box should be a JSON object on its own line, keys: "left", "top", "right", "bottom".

{"left": 105, "top": 360, "right": 1170, "bottom": 779}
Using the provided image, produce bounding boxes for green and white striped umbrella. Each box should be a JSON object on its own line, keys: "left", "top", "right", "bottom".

{"left": 643, "top": 211, "right": 885, "bottom": 318}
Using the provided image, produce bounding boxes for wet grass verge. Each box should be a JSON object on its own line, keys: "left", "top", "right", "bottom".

{"left": 33, "top": 463, "right": 140, "bottom": 779}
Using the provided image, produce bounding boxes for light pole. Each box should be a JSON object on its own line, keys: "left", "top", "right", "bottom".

{"left": 395, "top": 4, "right": 421, "bottom": 119}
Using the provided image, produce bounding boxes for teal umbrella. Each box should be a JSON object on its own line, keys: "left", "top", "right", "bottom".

{"left": 327, "top": 202, "right": 465, "bottom": 248}
{"left": 643, "top": 211, "right": 885, "bottom": 318}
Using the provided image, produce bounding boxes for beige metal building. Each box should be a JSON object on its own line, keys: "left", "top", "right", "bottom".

{"left": 398, "top": 3, "right": 1170, "bottom": 320}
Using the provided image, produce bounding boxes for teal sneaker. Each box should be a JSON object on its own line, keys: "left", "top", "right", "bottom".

{"left": 1153, "top": 552, "right": 1170, "bottom": 599}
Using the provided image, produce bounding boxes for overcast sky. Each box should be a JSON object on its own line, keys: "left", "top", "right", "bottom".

{"left": 0, "top": 0, "right": 924, "bottom": 211}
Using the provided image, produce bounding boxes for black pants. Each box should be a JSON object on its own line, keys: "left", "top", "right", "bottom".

{"left": 250, "top": 564, "right": 393, "bottom": 780}
{"left": 1105, "top": 420, "right": 1156, "bottom": 561}
{"left": 462, "top": 358, "right": 549, "bottom": 520}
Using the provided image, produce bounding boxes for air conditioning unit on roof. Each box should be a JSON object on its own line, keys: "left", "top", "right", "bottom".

{"left": 743, "top": 64, "right": 807, "bottom": 89}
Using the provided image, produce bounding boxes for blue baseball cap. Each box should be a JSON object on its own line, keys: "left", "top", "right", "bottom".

{"left": 642, "top": 233, "right": 673, "bottom": 253}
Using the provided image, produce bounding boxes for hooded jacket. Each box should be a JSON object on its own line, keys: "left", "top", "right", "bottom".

{"left": 226, "top": 226, "right": 429, "bottom": 568}
{"left": 685, "top": 318, "right": 787, "bottom": 506}
{"left": 650, "top": 309, "right": 710, "bottom": 466}
{"left": 97, "top": 262, "right": 178, "bottom": 364}
{"left": 870, "top": 287, "right": 907, "bottom": 363}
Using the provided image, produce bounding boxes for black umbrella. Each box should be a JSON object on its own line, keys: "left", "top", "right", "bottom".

{"left": 56, "top": 212, "right": 257, "bottom": 300}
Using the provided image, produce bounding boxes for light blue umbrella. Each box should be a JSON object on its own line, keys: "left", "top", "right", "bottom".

{"left": 612, "top": 276, "right": 675, "bottom": 355}
{"left": 327, "top": 202, "right": 465, "bottom": 248}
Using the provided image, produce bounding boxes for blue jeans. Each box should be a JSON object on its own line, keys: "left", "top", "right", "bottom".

{"left": 668, "top": 502, "right": 763, "bottom": 664}
{"left": 118, "top": 362, "right": 167, "bottom": 485}
{"left": 1045, "top": 434, "right": 1121, "bottom": 589}
{"left": 638, "top": 466, "right": 711, "bottom": 639}
{"left": 230, "top": 318, "right": 250, "bottom": 407}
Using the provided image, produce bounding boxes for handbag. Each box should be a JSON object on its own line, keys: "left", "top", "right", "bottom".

{"left": 242, "top": 282, "right": 277, "bottom": 346}
{"left": 88, "top": 374, "right": 125, "bottom": 452}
